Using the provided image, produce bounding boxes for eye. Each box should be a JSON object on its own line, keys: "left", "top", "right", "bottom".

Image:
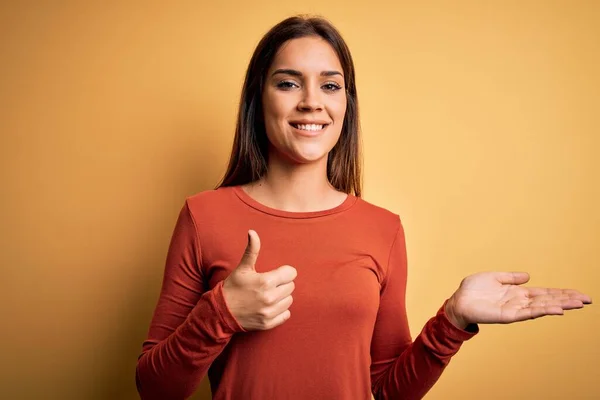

{"left": 322, "top": 82, "right": 342, "bottom": 92}
{"left": 276, "top": 81, "right": 299, "bottom": 90}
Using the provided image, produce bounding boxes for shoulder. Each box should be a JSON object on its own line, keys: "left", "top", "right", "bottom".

{"left": 355, "top": 196, "right": 400, "bottom": 220}
{"left": 186, "top": 186, "right": 232, "bottom": 206}
{"left": 182, "top": 186, "right": 238, "bottom": 219}
{"left": 352, "top": 196, "right": 403, "bottom": 239}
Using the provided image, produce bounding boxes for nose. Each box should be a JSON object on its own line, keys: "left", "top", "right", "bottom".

{"left": 297, "top": 85, "right": 323, "bottom": 112}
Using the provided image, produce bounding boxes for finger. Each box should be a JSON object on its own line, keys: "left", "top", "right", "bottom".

{"left": 526, "top": 287, "right": 564, "bottom": 296}
{"left": 528, "top": 293, "right": 579, "bottom": 303}
{"left": 513, "top": 305, "right": 563, "bottom": 322}
{"left": 563, "top": 290, "right": 593, "bottom": 304}
{"left": 259, "top": 265, "right": 298, "bottom": 288}
{"left": 496, "top": 271, "right": 530, "bottom": 285}
{"left": 267, "top": 281, "right": 295, "bottom": 304}
{"left": 528, "top": 298, "right": 584, "bottom": 310}
{"left": 559, "top": 299, "right": 585, "bottom": 310}
{"left": 258, "top": 294, "right": 294, "bottom": 319}
{"left": 527, "top": 288, "right": 593, "bottom": 304}
{"left": 263, "top": 309, "right": 292, "bottom": 330}
{"left": 239, "top": 230, "right": 261, "bottom": 270}
{"left": 267, "top": 295, "right": 294, "bottom": 317}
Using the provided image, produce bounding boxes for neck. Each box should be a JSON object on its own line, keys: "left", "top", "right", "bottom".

{"left": 244, "top": 152, "right": 346, "bottom": 212}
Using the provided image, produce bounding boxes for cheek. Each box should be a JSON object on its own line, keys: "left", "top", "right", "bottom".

{"left": 262, "top": 94, "right": 289, "bottom": 146}
{"left": 328, "top": 99, "right": 347, "bottom": 144}
{"left": 331, "top": 99, "right": 347, "bottom": 132}
{"left": 333, "top": 95, "right": 347, "bottom": 121}
{"left": 263, "top": 92, "right": 291, "bottom": 122}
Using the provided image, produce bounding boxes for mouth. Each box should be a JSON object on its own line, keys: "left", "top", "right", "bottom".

{"left": 289, "top": 122, "right": 330, "bottom": 134}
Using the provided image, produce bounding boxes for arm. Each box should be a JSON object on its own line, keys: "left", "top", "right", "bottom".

{"left": 370, "top": 220, "right": 478, "bottom": 400}
{"left": 135, "top": 201, "right": 245, "bottom": 400}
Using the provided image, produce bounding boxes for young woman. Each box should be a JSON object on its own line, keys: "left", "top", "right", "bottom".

{"left": 135, "top": 15, "right": 592, "bottom": 400}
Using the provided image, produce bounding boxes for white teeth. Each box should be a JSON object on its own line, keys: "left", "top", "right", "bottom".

{"left": 294, "top": 124, "right": 324, "bottom": 131}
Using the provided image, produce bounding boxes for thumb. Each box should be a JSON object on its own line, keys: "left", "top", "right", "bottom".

{"left": 238, "top": 230, "right": 261, "bottom": 271}
{"left": 496, "top": 271, "right": 530, "bottom": 285}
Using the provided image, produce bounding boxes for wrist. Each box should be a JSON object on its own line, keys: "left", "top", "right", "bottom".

{"left": 445, "top": 297, "right": 469, "bottom": 330}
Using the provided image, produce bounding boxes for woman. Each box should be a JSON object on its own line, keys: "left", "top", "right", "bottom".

{"left": 136, "top": 15, "right": 592, "bottom": 400}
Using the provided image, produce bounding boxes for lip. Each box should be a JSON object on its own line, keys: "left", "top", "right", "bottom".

{"left": 289, "top": 120, "right": 331, "bottom": 125}
{"left": 289, "top": 122, "right": 329, "bottom": 137}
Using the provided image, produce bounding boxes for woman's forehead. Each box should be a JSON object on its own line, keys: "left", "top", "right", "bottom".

{"left": 270, "top": 37, "right": 343, "bottom": 74}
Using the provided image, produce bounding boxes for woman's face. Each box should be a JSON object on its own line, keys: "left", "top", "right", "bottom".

{"left": 262, "top": 36, "right": 347, "bottom": 165}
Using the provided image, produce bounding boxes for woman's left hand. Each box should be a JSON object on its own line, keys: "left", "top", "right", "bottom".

{"left": 444, "top": 272, "right": 593, "bottom": 329}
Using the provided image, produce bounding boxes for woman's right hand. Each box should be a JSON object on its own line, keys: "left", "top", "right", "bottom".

{"left": 222, "top": 230, "right": 297, "bottom": 331}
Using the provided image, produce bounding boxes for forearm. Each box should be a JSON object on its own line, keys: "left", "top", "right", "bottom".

{"left": 136, "top": 281, "right": 242, "bottom": 400}
{"left": 372, "top": 303, "right": 478, "bottom": 400}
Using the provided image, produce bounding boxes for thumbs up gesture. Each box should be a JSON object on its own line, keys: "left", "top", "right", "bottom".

{"left": 222, "top": 230, "right": 297, "bottom": 331}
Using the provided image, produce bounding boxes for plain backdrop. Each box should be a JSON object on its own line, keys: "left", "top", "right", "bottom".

{"left": 1, "top": 1, "right": 598, "bottom": 399}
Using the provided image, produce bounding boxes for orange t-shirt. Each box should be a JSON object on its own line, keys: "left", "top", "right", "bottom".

{"left": 136, "top": 186, "right": 477, "bottom": 400}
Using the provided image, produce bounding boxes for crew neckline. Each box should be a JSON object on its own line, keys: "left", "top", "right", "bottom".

{"left": 230, "top": 185, "right": 358, "bottom": 219}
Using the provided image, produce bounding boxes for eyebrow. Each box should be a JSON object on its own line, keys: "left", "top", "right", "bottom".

{"left": 271, "top": 68, "right": 344, "bottom": 78}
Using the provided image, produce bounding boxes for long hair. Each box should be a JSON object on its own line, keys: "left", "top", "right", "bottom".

{"left": 216, "top": 15, "right": 362, "bottom": 196}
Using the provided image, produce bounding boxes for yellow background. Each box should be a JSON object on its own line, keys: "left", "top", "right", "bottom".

{"left": 1, "top": 1, "right": 598, "bottom": 399}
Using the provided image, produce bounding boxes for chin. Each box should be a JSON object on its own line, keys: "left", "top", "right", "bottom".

{"left": 270, "top": 141, "right": 334, "bottom": 165}
{"left": 281, "top": 149, "right": 329, "bottom": 164}
{"left": 294, "top": 153, "right": 330, "bottom": 164}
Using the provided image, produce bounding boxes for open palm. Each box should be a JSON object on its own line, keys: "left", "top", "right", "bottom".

{"left": 446, "top": 272, "right": 592, "bottom": 327}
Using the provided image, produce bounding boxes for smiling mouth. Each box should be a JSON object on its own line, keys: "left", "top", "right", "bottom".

{"left": 289, "top": 123, "right": 329, "bottom": 132}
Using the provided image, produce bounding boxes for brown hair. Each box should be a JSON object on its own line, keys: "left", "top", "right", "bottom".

{"left": 216, "top": 15, "right": 362, "bottom": 196}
